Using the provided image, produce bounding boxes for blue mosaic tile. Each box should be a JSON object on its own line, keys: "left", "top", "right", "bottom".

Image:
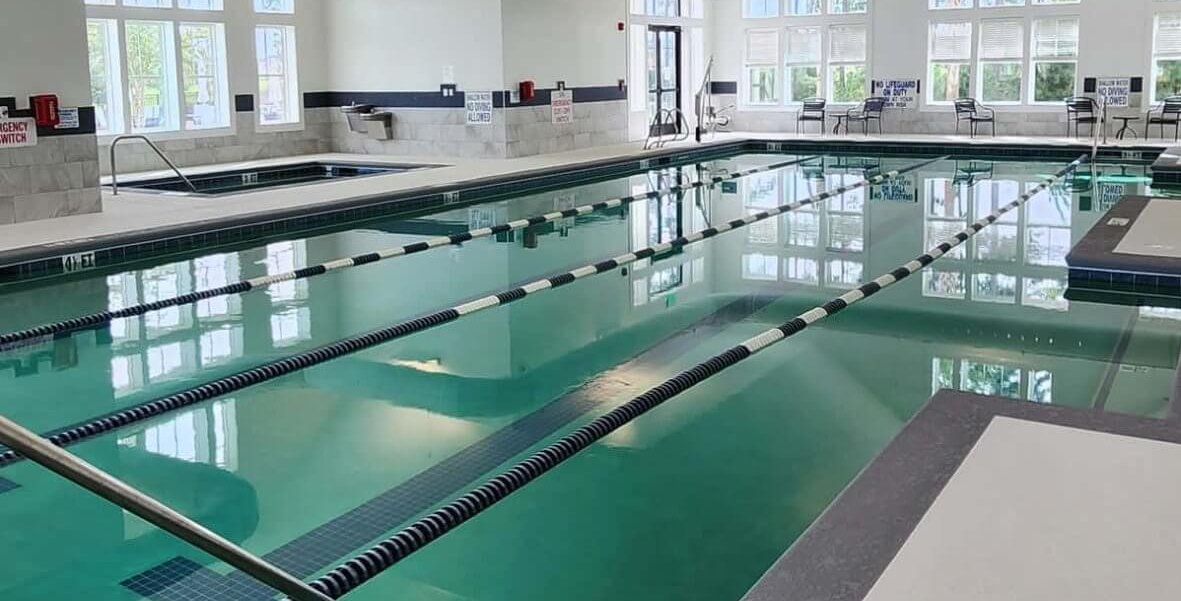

{"left": 121, "top": 557, "right": 219, "bottom": 598}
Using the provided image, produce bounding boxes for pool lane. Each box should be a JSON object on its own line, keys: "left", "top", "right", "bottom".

{"left": 0, "top": 154, "right": 804, "bottom": 435}
{"left": 4, "top": 156, "right": 1180, "bottom": 601}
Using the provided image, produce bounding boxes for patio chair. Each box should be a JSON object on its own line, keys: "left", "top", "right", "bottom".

{"left": 796, "top": 98, "right": 827, "bottom": 134}
{"left": 847, "top": 97, "right": 886, "bottom": 135}
{"left": 954, "top": 98, "right": 996, "bottom": 137}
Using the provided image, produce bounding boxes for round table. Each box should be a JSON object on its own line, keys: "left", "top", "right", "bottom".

{"left": 830, "top": 115, "right": 849, "bottom": 135}
{"left": 1114, "top": 116, "right": 1141, "bottom": 140}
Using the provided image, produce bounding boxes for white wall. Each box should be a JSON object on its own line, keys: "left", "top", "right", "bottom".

{"left": 501, "top": 0, "right": 628, "bottom": 88}
{"left": 0, "top": 0, "right": 91, "bottom": 106}
{"left": 711, "top": 0, "right": 1176, "bottom": 135}
{"left": 322, "top": 0, "right": 506, "bottom": 91}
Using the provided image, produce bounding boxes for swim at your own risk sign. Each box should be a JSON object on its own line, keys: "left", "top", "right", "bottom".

{"left": 0, "top": 118, "right": 37, "bottom": 148}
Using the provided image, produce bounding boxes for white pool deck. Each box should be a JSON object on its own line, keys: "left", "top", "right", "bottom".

{"left": 0, "top": 131, "right": 1170, "bottom": 260}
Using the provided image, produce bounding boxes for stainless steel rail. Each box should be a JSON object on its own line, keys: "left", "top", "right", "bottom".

{"left": 0, "top": 413, "right": 332, "bottom": 601}
{"left": 108, "top": 134, "right": 198, "bottom": 196}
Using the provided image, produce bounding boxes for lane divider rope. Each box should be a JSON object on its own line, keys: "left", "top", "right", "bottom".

{"left": 306, "top": 155, "right": 1086, "bottom": 599}
{"left": 0, "top": 156, "right": 943, "bottom": 468}
{"left": 0, "top": 156, "right": 819, "bottom": 348}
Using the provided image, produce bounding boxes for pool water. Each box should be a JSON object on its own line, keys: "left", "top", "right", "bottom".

{"left": 1, "top": 152, "right": 1177, "bottom": 601}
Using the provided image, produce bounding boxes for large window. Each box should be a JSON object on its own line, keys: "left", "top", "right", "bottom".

{"left": 829, "top": 0, "right": 868, "bottom": 14}
{"left": 745, "top": 29, "right": 781, "bottom": 105}
{"left": 85, "top": 0, "right": 297, "bottom": 136}
{"left": 979, "top": 19, "right": 1024, "bottom": 103}
{"left": 255, "top": 25, "right": 301, "bottom": 125}
{"left": 1153, "top": 14, "right": 1181, "bottom": 102}
{"left": 829, "top": 25, "right": 868, "bottom": 103}
{"left": 786, "top": 27, "right": 822, "bottom": 103}
{"left": 87, "top": 18, "right": 124, "bottom": 135}
{"left": 745, "top": 0, "right": 778, "bottom": 19}
{"left": 1031, "top": 17, "right": 1079, "bottom": 102}
{"left": 929, "top": 22, "right": 973, "bottom": 103}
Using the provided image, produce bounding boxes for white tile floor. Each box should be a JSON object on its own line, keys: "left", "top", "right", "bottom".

{"left": 864, "top": 417, "right": 1181, "bottom": 601}
{"left": 0, "top": 131, "right": 1172, "bottom": 258}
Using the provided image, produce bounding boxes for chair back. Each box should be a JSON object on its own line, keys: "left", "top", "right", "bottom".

{"left": 863, "top": 97, "right": 887, "bottom": 115}
{"left": 1065, "top": 97, "right": 1096, "bottom": 116}
{"left": 801, "top": 98, "right": 826, "bottom": 116}
{"left": 1163, "top": 96, "right": 1181, "bottom": 115}
{"left": 954, "top": 98, "right": 977, "bottom": 117}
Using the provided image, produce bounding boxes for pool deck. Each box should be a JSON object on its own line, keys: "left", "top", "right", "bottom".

{"left": 743, "top": 390, "right": 1181, "bottom": 601}
{"left": 0, "top": 131, "right": 1172, "bottom": 276}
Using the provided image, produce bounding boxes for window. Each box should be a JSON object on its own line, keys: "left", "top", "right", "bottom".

{"left": 254, "top": 0, "right": 295, "bottom": 13}
{"left": 929, "top": 22, "right": 972, "bottom": 103}
{"left": 788, "top": 0, "right": 823, "bottom": 16}
{"left": 646, "top": 0, "right": 681, "bottom": 16}
{"left": 178, "top": 0, "right": 223, "bottom": 9}
{"left": 255, "top": 25, "right": 301, "bottom": 125}
{"left": 745, "top": 29, "right": 780, "bottom": 104}
{"left": 180, "top": 23, "right": 230, "bottom": 129}
{"left": 1030, "top": 0, "right": 1079, "bottom": 4}
{"left": 85, "top": 2, "right": 242, "bottom": 136}
{"left": 931, "top": 0, "right": 974, "bottom": 8}
{"left": 979, "top": 19, "right": 1023, "bottom": 103}
{"left": 980, "top": 0, "right": 1025, "bottom": 5}
{"left": 1031, "top": 17, "right": 1079, "bottom": 102}
{"left": 126, "top": 21, "right": 179, "bottom": 133}
{"left": 829, "top": 0, "right": 868, "bottom": 14}
{"left": 829, "top": 25, "right": 867, "bottom": 103}
{"left": 1153, "top": 14, "right": 1181, "bottom": 102}
{"left": 87, "top": 19, "right": 124, "bottom": 136}
{"left": 786, "top": 27, "right": 822, "bottom": 103}
{"left": 744, "top": 0, "right": 778, "bottom": 18}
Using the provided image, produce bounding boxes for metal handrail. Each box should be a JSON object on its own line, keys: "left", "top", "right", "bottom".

{"left": 109, "top": 134, "right": 198, "bottom": 195}
{"left": 644, "top": 108, "right": 690, "bottom": 150}
{"left": 695, "top": 57, "right": 714, "bottom": 143}
{"left": 0, "top": 413, "right": 332, "bottom": 601}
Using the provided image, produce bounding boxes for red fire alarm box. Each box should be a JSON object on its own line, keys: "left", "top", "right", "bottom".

{"left": 30, "top": 94, "right": 60, "bottom": 127}
{"left": 519, "top": 81, "right": 535, "bottom": 103}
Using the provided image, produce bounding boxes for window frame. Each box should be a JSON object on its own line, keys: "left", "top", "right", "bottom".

{"left": 1029, "top": 15, "right": 1080, "bottom": 105}
{"left": 928, "top": 21, "right": 975, "bottom": 105}
{"left": 977, "top": 18, "right": 1025, "bottom": 105}
{"left": 1152, "top": 13, "right": 1181, "bottom": 104}
{"left": 254, "top": 23, "right": 303, "bottom": 129}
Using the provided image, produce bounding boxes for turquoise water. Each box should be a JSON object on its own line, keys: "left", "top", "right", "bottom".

{"left": 0, "top": 153, "right": 1177, "bottom": 601}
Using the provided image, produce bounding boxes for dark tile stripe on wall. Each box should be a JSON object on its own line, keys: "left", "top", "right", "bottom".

{"left": 303, "top": 86, "right": 628, "bottom": 110}
{"left": 710, "top": 81, "right": 738, "bottom": 95}
{"left": 234, "top": 94, "right": 254, "bottom": 113}
{"left": 0, "top": 100, "right": 97, "bottom": 137}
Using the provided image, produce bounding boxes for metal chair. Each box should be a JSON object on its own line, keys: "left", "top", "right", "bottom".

{"left": 1065, "top": 97, "right": 1101, "bottom": 138}
{"left": 847, "top": 97, "right": 886, "bottom": 135}
{"left": 953, "top": 98, "right": 996, "bottom": 137}
{"left": 796, "top": 98, "right": 827, "bottom": 134}
{"left": 1146, "top": 96, "right": 1181, "bottom": 141}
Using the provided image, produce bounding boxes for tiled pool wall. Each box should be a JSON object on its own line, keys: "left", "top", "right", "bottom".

{"left": 0, "top": 103, "right": 101, "bottom": 225}
{"left": 99, "top": 95, "right": 333, "bottom": 176}
{"left": 318, "top": 88, "right": 630, "bottom": 159}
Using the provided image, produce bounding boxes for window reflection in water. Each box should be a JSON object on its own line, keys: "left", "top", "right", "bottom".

{"left": 933, "top": 357, "right": 1052, "bottom": 403}
{"left": 922, "top": 171, "right": 1072, "bottom": 311}
{"left": 117, "top": 398, "right": 238, "bottom": 470}
{"left": 106, "top": 252, "right": 247, "bottom": 396}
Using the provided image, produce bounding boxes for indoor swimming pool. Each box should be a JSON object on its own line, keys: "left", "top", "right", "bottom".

{"left": 1, "top": 149, "right": 1179, "bottom": 601}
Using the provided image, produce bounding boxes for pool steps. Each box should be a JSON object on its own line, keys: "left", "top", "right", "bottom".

{"left": 0, "top": 157, "right": 943, "bottom": 468}
{"left": 0, "top": 156, "right": 819, "bottom": 349}
{"left": 308, "top": 155, "right": 1088, "bottom": 599}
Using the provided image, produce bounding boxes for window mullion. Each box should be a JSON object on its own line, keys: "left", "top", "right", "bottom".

{"left": 173, "top": 21, "right": 187, "bottom": 131}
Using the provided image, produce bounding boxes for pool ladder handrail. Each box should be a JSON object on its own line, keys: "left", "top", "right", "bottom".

{"left": 0, "top": 413, "right": 332, "bottom": 601}
{"left": 644, "top": 108, "right": 690, "bottom": 150}
{"left": 108, "top": 134, "right": 198, "bottom": 196}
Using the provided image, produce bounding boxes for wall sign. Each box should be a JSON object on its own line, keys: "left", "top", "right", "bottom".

{"left": 870, "top": 175, "right": 917, "bottom": 202}
{"left": 551, "top": 90, "right": 574, "bottom": 124}
{"left": 465, "top": 92, "right": 494, "bottom": 125}
{"left": 56, "top": 107, "right": 80, "bottom": 130}
{"left": 872, "top": 79, "right": 920, "bottom": 110}
{"left": 0, "top": 118, "right": 37, "bottom": 148}
{"left": 1097, "top": 77, "right": 1131, "bottom": 108}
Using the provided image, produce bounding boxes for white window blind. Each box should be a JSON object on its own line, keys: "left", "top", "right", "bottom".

{"left": 930, "top": 22, "right": 973, "bottom": 61}
{"left": 1157, "top": 14, "right": 1181, "bottom": 56}
{"left": 747, "top": 29, "right": 780, "bottom": 63}
{"left": 829, "top": 25, "right": 867, "bottom": 63}
{"left": 1032, "top": 18, "right": 1079, "bottom": 59}
{"left": 980, "top": 19, "right": 1023, "bottom": 60}
{"left": 787, "top": 27, "right": 822, "bottom": 64}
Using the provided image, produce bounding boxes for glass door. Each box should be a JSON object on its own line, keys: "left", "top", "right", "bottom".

{"left": 647, "top": 25, "right": 682, "bottom": 136}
